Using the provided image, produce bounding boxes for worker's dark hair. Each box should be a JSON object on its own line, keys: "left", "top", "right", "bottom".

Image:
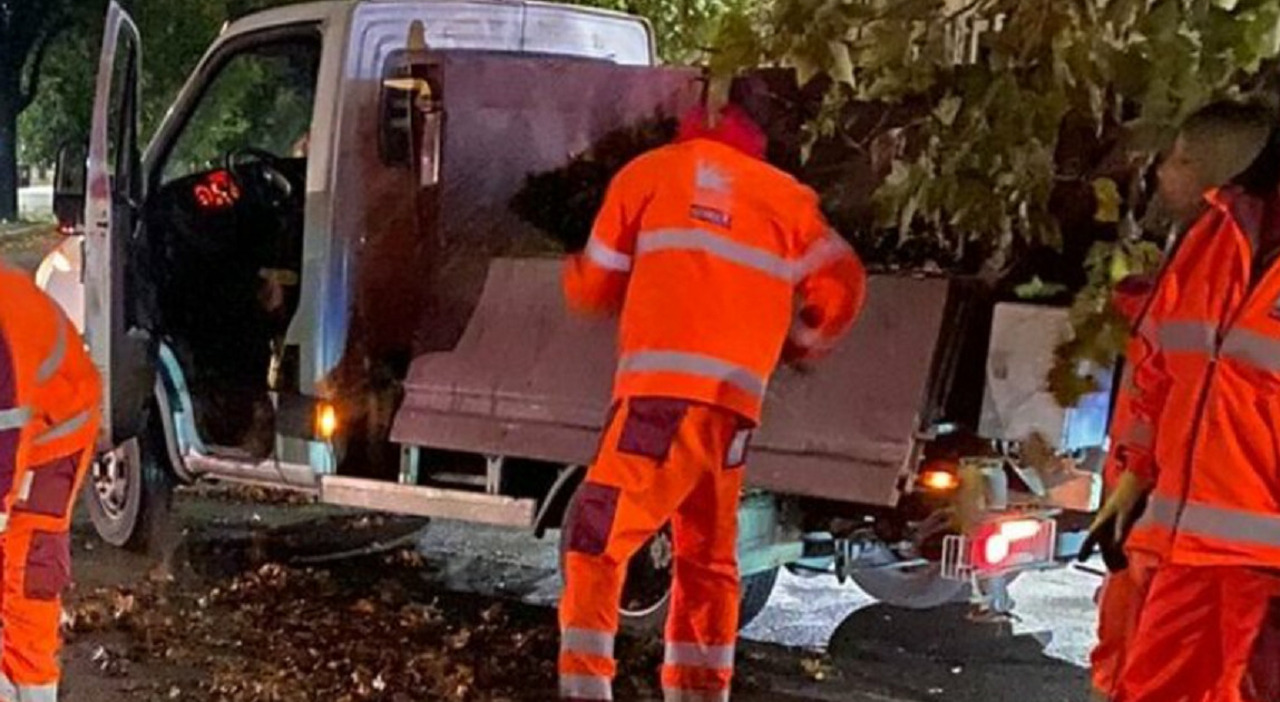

{"left": 1179, "top": 98, "right": 1280, "bottom": 194}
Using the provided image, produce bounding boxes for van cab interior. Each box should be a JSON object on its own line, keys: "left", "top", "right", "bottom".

{"left": 140, "top": 32, "right": 321, "bottom": 459}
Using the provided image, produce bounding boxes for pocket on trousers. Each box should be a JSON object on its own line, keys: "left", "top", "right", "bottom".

{"left": 24, "top": 531, "right": 71, "bottom": 601}
{"left": 564, "top": 482, "right": 621, "bottom": 556}
{"left": 15, "top": 452, "right": 80, "bottom": 518}
{"left": 617, "top": 398, "right": 689, "bottom": 462}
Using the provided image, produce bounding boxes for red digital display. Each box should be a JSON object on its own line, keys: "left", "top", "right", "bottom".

{"left": 193, "top": 170, "right": 241, "bottom": 211}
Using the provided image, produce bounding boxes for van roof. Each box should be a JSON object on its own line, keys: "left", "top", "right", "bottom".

{"left": 224, "top": 0, "right": 655, "bottom": 65}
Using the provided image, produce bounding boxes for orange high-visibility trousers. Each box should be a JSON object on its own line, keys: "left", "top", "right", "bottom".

{"left": 1091, "top": 552, "right": 1160, "bottom": 697}
{"left": 1117, "top": 565, "right": 1280, "bottom": 702}
{"left": 1, "top": 425, "right": 98, "bottom": 702}
{"left": 559, "top": 398, "right": 746, "bottom": 702}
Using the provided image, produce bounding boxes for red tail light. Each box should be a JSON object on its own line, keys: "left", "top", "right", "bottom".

{"left": 971, "top": 518, "right": 1052, "bottom": 570}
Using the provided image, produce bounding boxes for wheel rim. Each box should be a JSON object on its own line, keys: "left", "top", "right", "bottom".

{"left": 621, "top": 528, "right": 674, "bottom": 618}
{"left": 91, "top": 451, "right": 130, "bottom": 520}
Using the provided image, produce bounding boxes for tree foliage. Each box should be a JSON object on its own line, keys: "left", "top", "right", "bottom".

{"left": 18, "top": 0, "right": 302, "bottom": 168}
{"left": 0, "top": 0, "right": 75, "bottom": 219}
{"left": 712, "top": 0, "right": 1280, "bottom": 404}
{"left": 572, "top": 0, "right": 756, "bottom": 63}
{"left": 716, "top": 0, "right": 1280, "bottom": 265}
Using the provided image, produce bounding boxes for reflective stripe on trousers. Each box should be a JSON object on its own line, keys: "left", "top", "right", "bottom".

{"left": 617, "top": 351, "right": 767, "bottom": 401}
{"left": 663, "top": 689, "right": 730, "bottom": 702}
{"left": 562, "top": 628, "right": 615, "bottom": 660}
{"left": 1138, "top": 493, "right": 1280, "bottom": 548}
{"left": 0, "top": 672, "right": 57, "bottom": 702}
{"left": 665, "top": 642, "right": 735, "bottom": 670}
{"left": 663, "top": 641, "right": 734, "bottom": 702}
{"left": 560, "top": 673, "right": 612, "bottom": 701}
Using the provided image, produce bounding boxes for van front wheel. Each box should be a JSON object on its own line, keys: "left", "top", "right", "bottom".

{"left": 84, "top": 404, "right": 175, "bottom": 553}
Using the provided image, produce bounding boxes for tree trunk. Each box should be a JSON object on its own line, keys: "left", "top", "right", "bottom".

{"left": 0, "top": 65, "right": 19, "bottom": 223}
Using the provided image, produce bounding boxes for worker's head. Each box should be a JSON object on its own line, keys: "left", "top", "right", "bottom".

{"left": 1158, "top": 99, "right": 1278, "bottom": 222}
{"left": 676, "top": 103, "right": 768, "bottom": 160}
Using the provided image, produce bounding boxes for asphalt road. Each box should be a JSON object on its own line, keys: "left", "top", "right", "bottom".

{"left": 63, "top": 493, "right": 1097, "bottom": 702}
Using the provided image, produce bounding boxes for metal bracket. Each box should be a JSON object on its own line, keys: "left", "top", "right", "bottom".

{"left": 485, "top": 455, "right": 504, "bottom": 495}
{"left": 400, "top": 446, "right": 421, "bottom": 486}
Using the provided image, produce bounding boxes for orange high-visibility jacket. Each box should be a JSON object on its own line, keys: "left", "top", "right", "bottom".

{"left": 1104, "top": 278, "right": 1157, "bottom": 488}
{"left": 1116, "top": 187, "right": 1280, "bottom": 566}
{"left": 563, "top": 138, "right": 867, "bottom": 424}
{"left": 0, "top": 263, "right": 101, "bottom": 503}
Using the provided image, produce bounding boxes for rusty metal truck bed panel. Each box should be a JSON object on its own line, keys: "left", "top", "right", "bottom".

{"left": 392, "top": 258, "right": 954, "bottom": 506}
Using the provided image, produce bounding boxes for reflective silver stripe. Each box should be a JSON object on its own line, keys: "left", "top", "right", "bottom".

{"left": 618, "top": 351, "right": 767, "bottom": 400}
{"left": 664, "top": 642, "right": 736, "bottom": 669}
{"left": 663, "top": 689, "right": 729, "bottom": 702}
{"left": 0, "top": 672, "right": 56, "bottom": 702}
{"left": 1221, "top": 328, "right": 1280, "bottom": 374}
{"left": 35, "top": 321, "right": 67, "bottom": 384}
{"left": 18, "top": 683, "right": 56, "bottom": 702}
{"left": 696, "top": 162, "right": 731, "bottom": 193}
{"left": 0, "top": 672, "right": 16, "bottom": 702}
{"left": 1138, "top": 493, "right": 1178, "bottom": 531}
{"left": 1154, "top": 320, "right": 1215, "bottom": 355}
{"left": 0, "top": 407, "right": 32, "bottom": 432}
{"left": 585, "top": 238, "right": 633, "bottom": 273}
{"left": 637, "top": 229, "right": 794, "bottom": 282}
{"left": 562, "top": 628, "right": 615, "bottom": 659}
{"left": 33, "top": 409, "right": 92, "bottom": 446}
{"left": 17, "top": 473, "right": 33, "bottom": 503}
{"left": 1123, "top": 419, "right": 1154, "bottom": 450}
{"left": 794, "top": 231, "right": 854, "bottom": 280}
{"left": 1143, "top": 494, "right": 1280, "bottom": 548}
{"left": 560, "top": 674, "right": 612, "bottom": 700}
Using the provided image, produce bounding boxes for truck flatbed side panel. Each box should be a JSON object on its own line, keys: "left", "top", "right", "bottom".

{"left": 392, "top": 259, "right": 952, "bottom": 507}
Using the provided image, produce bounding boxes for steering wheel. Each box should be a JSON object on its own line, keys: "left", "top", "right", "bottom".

{"left": 225, "top": 147, "right": 295, "bottom": 207}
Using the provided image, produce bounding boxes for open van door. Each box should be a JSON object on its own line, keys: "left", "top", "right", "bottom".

{"left": 85, "top": 1, "right": 152, "bottom": 444}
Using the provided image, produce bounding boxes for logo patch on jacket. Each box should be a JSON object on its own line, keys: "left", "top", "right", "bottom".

{"left": 691, "top": 204, "right": 732, "bottom": 228}
{"left": 1271, "top": 293, "right": 1280, "bottom": 320}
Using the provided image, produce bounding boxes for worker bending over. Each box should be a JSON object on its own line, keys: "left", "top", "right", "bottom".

{"left": 557, "top": 100, "right": 866, "bottom": 702}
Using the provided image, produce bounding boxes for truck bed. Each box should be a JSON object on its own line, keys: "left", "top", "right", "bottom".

{"left": 391, "top": 258, "right": 962, "bottom": 506}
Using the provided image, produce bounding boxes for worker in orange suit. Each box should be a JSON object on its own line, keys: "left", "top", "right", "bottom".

{"left": 557, "top": 99, "right": 867, "bottom": 702}
{"left": 0, "top": 260, "right": 102, "bottom": 702}
{"left": 1086, "top": 98, "right": 1280, "bottom": 702}
{"left": 1088, "top": 101, "right": 1259, "bottom": 697}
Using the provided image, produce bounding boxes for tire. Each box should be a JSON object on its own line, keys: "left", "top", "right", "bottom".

{"left": 737, "top": 566, "right": 780, "bottom": 629}
{"left": 84, "top": 402, "right": 176, "bottom": 553}
{"left": 561, "top": 525, "right": 779, "bottom": 632}
{"left": 616, "top": 566, "right": 780, "bottom": 633}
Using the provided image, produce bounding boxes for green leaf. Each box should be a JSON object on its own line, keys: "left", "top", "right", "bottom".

{"left": 933, "top": 95, "right": 962, "bottom": 126}
{"left": 829, "top": 40, "right": 856, "bottom": 86}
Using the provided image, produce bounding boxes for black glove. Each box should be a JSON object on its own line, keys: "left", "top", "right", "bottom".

{"left": 1078, "top": 493, "right": 1148, "bottom": 573}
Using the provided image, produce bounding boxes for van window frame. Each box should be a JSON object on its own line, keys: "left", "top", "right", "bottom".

{"left": 145, "top": 23, "right": 324, "bottom": 195}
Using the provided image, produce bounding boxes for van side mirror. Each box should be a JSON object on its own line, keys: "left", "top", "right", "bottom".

{"left": 53, "top": 140, "right": 87, "bottom": 236}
